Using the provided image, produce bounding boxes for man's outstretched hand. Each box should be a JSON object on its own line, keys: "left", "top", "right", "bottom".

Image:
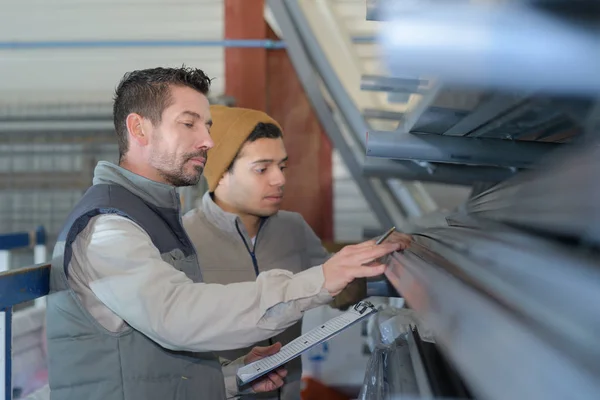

{"left": 322, "top": 240, "right": 402, "bottom": 297}
{"left": 243, "top": 342, "right": 287, "bottom": 393}
{"left": 329, "top": 233, "right": 412, "bottom": 310}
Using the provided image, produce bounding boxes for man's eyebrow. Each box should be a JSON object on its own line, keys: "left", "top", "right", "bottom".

{"left": 252, "top": 156, "right": 288, "bottom": 164}
{"left": 179, "top": 111, "right": 212, "bottom": 126}
{"left": 179, "top": 111, "right": 201, "bottom": 119}
{"left": 252, "top": 159, "right": 274, "bottom": 164}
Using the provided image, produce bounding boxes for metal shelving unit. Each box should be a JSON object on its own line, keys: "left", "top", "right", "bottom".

{"left": 362, "top": 1, "right": 600, "bottom": 399}
{"left": 362, "top": 0, "right": 598, "bottom": 188}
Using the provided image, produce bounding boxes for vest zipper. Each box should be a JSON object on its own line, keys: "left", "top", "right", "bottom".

{"left": 235, "top": 220, "right": 264, "bottom": 277}
{"left": 174, "top": 191, "right": 203, "bottom": 280}
{"left": 235, "top": 220, "right": 281, "bottom": 400}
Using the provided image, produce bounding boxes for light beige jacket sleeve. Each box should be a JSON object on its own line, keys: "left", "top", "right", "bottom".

{"left": 79, "top": 215, "right": 332, "bottom": 353}
{"left": 221, "top": 356, "right": 254, "bottom": 398}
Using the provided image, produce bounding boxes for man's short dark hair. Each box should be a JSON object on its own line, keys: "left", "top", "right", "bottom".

{"left": 113, "top": 66, "right": 212, "bottom": 161}
{"left": 226, "top": 122, "right": 283, "bottom": 172}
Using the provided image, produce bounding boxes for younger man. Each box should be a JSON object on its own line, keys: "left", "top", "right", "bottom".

{"left": 183, "top": 106, "right": 411, "bottom": 399}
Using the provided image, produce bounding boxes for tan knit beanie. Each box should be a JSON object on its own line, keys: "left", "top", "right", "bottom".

{"left": 205, "top": 105, "right": 283, "bottom": 192}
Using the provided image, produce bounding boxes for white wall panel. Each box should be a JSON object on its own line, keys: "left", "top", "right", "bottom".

{"left": 0, "top": 0, "right": 225, "bottom": 104}
{"left": 332, "top": 151, "right": 379, "bottom": 242}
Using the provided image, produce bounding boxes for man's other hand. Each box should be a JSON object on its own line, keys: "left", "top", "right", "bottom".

{"left": 322, "top": 240, "right": 401, "bottom": 297}
{"left": 243, "top": 342, "right": 287, "bottom": 393}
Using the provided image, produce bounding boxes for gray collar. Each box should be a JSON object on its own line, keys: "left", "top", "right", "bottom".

{"left": 201, "top": 191, "right": 270, "bottom": 241}
{"left": 92, "top": 161, "right": 180, "bottom": 210}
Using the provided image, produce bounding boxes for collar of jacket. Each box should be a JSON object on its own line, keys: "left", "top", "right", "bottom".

{"left": 92, "top": 161, "right": 181, "bottom": 210}
{"left": 201, "top": 191, "right": 271, "bottom": 242}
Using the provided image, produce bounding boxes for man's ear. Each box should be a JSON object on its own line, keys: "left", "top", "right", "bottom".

{"left": 125, "top": 113, "right": 149, "bottom": 147}
{"left": 218, "top": 172, "right": 229, "bottom": 188}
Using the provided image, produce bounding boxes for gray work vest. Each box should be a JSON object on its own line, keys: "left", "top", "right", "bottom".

{"left": 45, "top": 161, "right": 227, "bottom": 400}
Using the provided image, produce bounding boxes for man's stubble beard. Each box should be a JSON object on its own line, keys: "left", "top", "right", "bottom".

{"left": 154, "top": 149, "right": 207, "bottom": 187}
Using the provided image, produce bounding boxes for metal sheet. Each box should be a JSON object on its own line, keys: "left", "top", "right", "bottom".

{"left": 406, "top": 330, "right": 434, "bottom": 398}
{"left": 378, "top": 1, "right": 600, "bottom": 96}
{"left": 366, "top": 130, "right": 561, "bottom": 168}
{"left": 363, "top": 158, "right": 516, "bottom": 185}
{"left": 363, "top": 109, "right": 404, "bottom": 121}
{"left": 360, "top": 75, "right": 426, "bottom": 94}
{"left": 467, "top": 141, "right": 600, "bottom": 245}
{"left": 385, "top": 235, "right": 600, "bottom": 400}
{"left": 412, "top": 107, "right": 470, "bottom": 135}
{"left": 442, "top": 93, "right": 528, "bottom": 136}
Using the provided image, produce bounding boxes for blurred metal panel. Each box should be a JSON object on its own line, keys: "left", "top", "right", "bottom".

{"left": 377, "top": 0, "right": 600, "bottom": 96}
{"left": 365, "top": 0, "right": 380, "bottom": 21}
{"left": 363, "top": 158, "right": 516, "bottom": 185}
{"left": 363, "top": 109, "right": 404, "bottom": 121}
{"left": 366, "top": 130, "right": 560, "bottom": 168}
{"left": 385, "top": 227, "right": 600, "bottom": 400}
{"left": 467, "top": 140, "right": 600, "bottom": 245}
{"left": 442, "top": 93, "right": 528, "bottom": 136}
{"left": 360, "top": 75, "right": 426, "bottom": 94}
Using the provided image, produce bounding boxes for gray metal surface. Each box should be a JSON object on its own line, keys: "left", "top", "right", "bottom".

{"left": 360, "top": 75, "right": 426, "bottom": 94}
{"left": 363, "top": 109, "right": 404, "bottom": 121}
{"left": 385, "top": 227, "right": 600, "bottom": 400}
{"left": 360, "top": 2, "right": 600, "bottom": 400}
{"left": 377, "top": 1, "right": 600, "bottom": 96}
{"left": 406, "top": 330, "right": 434, "bottom": 399}
{"left": 381, "top": 138, "right": 600, "bottom": 398}
{"left": 363, "top": 158, "right": 515, "bottom": 185}
{"left": 365, "top": 0, "right": 380, "bottom": 21}
{"left": 442, "top": 93, "right": 528, "bottom": 136}
{"left": 467, "top": 140, "right": 600, "bottom": 245}
{"left": 366, "top": 130, "right": 561, "bottom": 168}
{"left": 402, "top": 89, "right": 586, "bottom": 142}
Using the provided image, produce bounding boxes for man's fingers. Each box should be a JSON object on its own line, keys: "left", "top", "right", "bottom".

{"left": 353, "top": 264, "right": 387, "bottom": 278}
{"left": 254, "top": 342, "right": 282, "bottom": 357}
{"left": 275, "top": 367, "right": 288, "bottom": 379}
{"left": 266, "top": 371, "right": 286, "bottom": 387}
{"left": 355, "top": 242, "right": 400, "bottom": 264}
{"left": 246, "top": 342, "right": 282, "bottom": 363}
{"left": 252, "top": 368, "right": 287, "bottom": 392}
{"left": 353, "top": 239, "right": 377, "bottom": 249}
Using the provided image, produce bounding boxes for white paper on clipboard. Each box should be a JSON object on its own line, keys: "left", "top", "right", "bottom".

{"left": 236, "top": 301, "right": 378, "bottom": 386}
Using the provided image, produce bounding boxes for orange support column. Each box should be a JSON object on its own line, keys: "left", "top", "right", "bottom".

{"left": 224, "top": 0, "right": 267, "bottom": 110}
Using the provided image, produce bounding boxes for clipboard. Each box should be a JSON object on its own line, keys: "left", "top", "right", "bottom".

{"left": 236, "top": 301, "right": 378, "bottom": 386}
